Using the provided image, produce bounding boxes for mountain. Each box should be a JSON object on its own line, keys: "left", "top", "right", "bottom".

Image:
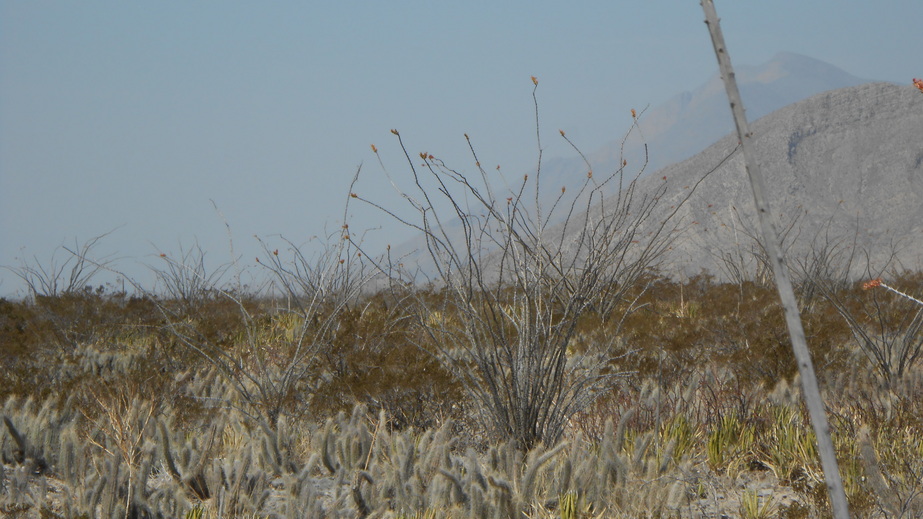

{"left": 392, "top": 54, "right": 915, "bottom": 279}
{"left": 639, "top": 81, "right": 923, "bottom": 278}
{"left": 541, "top": 52, "right": 871, "bottom": 196}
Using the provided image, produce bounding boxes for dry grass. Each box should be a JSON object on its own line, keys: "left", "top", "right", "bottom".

{"left": 1, "top": 273, "right": 922, "bottom": 517}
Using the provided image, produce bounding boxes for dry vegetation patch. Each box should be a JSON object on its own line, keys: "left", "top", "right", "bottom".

{"left": 2, "top": 273, "right": 922, "bottom": 518}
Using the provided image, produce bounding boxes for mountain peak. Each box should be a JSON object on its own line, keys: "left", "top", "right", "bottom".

{"left": 739, "top": 52, "right": 868, "bottom": 87}
{"left": 767, "top": 51, "right": 828, "bottom": 67}
{"left": 575, "top": 52, "right": 872, "bottom": 181}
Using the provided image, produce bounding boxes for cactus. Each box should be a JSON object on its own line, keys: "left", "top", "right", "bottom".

{"left": 159, "top": 420, "right": 212, "bottom": 501}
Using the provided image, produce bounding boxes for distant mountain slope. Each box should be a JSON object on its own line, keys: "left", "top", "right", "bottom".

{"left": 643, "top": 82, "right": 923, "bottom": 277}
{"left": 392, "top": 55, "right": 911, "bottom": 279}
{"left": 543, "top": 52, "right": 872, "bottom": 195}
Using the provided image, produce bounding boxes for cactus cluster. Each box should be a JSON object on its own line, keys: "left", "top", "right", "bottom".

{"left": 2, "top": 363, "right": 923, "bottom": 517}
{"left": 3, "top": 271, "right": 923, "bottom": 517}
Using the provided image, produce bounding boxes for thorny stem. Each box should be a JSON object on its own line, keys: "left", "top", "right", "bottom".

{"left": 700, "top": 2, "right": 850, "bottom": 518}
{"left": 864, "top": 277, "right": 923, "bottom": 307}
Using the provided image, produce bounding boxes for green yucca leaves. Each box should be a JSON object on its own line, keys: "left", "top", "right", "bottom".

{"left": 739, "top": 489, "right": 776, "bottom": 519}
{"left": 761, "top": 405, "right": 820, "bottom": 485}
{"left": 707, "top": 413, "right": 755, "bottom": 476}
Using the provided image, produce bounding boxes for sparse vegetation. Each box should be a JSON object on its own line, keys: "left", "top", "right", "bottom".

{"left": 352, "top": 79, "right": 689, "bottom": 452}
{"left": 3, "top": 10, "right": 921, "bottom": 517}
{"left": 2, "top": 268, "right": 923, "bottom": 517}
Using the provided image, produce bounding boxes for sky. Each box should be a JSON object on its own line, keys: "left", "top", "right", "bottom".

{"left": 1, "top": 1, "right": 920, "bottom": 297}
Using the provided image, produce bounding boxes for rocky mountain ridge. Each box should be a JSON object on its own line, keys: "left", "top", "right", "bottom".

{"left": 645, "top": 81, "right": 923, "bottom": 278}
{"left": 392, "top": 57, "right": 920, "bottom": 281}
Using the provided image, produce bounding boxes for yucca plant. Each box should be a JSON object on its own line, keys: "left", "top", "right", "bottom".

{"left": 760, "top": 405, "right": 820, "bottom": 487}
{"left": 707, "top": 412, "right": 755, "bottom": 477}
{"left": 739, "top": 489, "right": 776, "bottom": 519}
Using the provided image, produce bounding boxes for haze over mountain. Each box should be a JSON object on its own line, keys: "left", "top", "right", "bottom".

{"left": 541, "top": 52, "right": 871, "bottom": 196}
{"left": 393, "top": 52, "right": 900, "bottom": 277}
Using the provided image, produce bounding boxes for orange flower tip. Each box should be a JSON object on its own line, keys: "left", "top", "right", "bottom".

{"left": 662, "top": 176, "right": 667, "bottom": 181}
{"left": 622, "top": 159, "right": 627, "bottom": 167}
{"left": 428, "top": 154, "right": 434, "bottom": 160}
{"left": 339, "top": 259, "right": 345, "bottom": 264}
{"left": 273, "top": 249, "right": 279, "bottom": 256}
{"left": 684, "top": 185, "right": 690, "bottom": 189}
{"left": 420, "top": 152, "right": 427, "bottom": 159}
{"left": 496, "top": 165, "right": 501, "bottom": 170}
{"left": 464, "top": 133, "right": 469, "bottom": 139}
{"left": 342, "top": 224, "right": 349, "bottom": 229}
{"left": 561, "top": 186, "right": 566, "bottom": 193}
{"left": 559, "top": 129, "right": 565, "bottom": 136}
{"left": 862, "top": 278, "right": 883, "bottom": 290}
{"left": 350, "top": 193, "right": 358, "bottom": 198}
{"left": 531, "top": 75, "right": 538, "bottom": 86}
{"left": 255, "top": 257, "right": 260, "bottom": 263}
{"left": 159, "top": 253, "right": 166, "bottom": 257}
{"left": 386, "top": 244, "right": 391, "bottom": 250}
{"left": 630, "top": 109, "right": 637, "bottom": 118}
{"left": 523, "top": 174, "right": 528, "bottom": 181}
{"left": 370, "top": 144, "right": 377, "bottom": 153}
{"left": 587, "top": 171, "right": 593, "bottom": 178}
{"left": 475, "top": 161, "right": 480, "bottom": 167}
{"left": 390, "top": 129, "right": 399, "bottom": 135}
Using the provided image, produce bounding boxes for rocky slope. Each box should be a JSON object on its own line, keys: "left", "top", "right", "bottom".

{"left": 644, "top": 81, "right": 923, "bottom": 278}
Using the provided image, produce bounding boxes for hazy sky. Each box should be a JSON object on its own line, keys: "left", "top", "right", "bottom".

{"left": 1, "top": 1, "right": 919, "bottom": 296}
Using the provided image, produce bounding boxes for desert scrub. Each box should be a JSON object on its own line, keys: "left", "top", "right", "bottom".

{"left": 1, "top": 273, "right": 923, "bottom": 517}
{"left": 355, "top": 79, "right": 699, "bottom": 451}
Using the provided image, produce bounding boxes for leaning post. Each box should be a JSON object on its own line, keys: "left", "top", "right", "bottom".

{"left": 699, "top": 2, "right": 850, "bottom": 517}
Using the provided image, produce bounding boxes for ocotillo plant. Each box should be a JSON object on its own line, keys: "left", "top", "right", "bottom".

{"left": 355, "top": 81, "right": 696, "bottom": 450}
